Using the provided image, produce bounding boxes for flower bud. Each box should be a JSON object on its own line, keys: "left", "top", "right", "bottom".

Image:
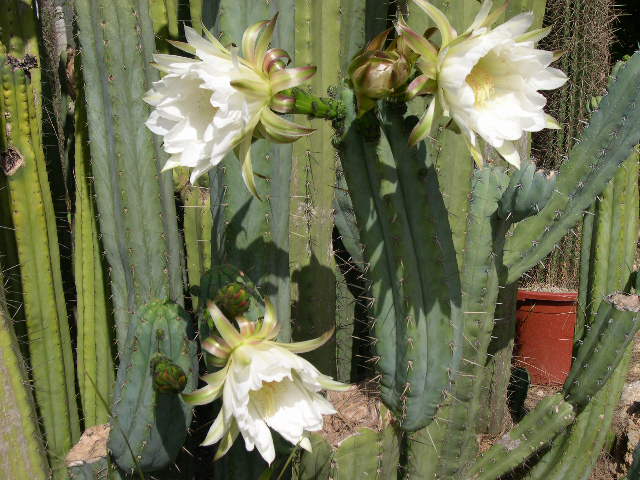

{"left": 214, "top": 283, "right": 251, "bottom": 319}
{"left": 151, "top": 353, "right": 188, "bottom": 394}
{"left": 348, "top": 30, "right": 412, "bottom": 115}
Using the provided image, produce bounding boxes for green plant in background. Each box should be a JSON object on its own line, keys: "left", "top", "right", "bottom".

{"left": 529, "top": 0, "right": 618, "bottom": 289}
{"left": 1, "top": 0, "right": 640, "bottom": 479}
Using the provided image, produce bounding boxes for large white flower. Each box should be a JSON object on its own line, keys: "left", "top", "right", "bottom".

{"left": 182, "top": 300, "right": 349, "bottom": 464}
{"left": 145, "top": 16, "right": 316, "bottom": 196}
{"left": 398, "top": 0, "right": 568, "bottom": 167}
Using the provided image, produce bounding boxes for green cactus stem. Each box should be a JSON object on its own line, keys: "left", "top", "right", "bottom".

{"left": 0, "top": 2, "right": 80, "bottom": 473}
{"left": 74, "top": 88, "right": 114, "bottom": 428}
{"left": 109, "top": 301, "right": 197, "bottom": 473}
{"left": 182, "top": 185, "right": 213, "bottom": 310}
{"left": 0, "top": 277, "right": 49, "bottom": 480}
{"left": 338, "top": 90, "right": 462, "bottom": 431}
{"left": 209, "top": 0, "right": 293, "bottom": 351}
{"left": 467, "top": 394, "right": 575, "bottom": 480}
{"left": 294, "top": 415, "right": 400, "bottom": 479}
{"left": 75, "top": 0, "right": 184, "bottom": 352}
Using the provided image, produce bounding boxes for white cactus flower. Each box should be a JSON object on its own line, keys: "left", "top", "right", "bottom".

{"left": 145, "top": 15, "right": 316, "bottom": 197}
{"left": 182, "top": 300, "right": 349, "bottom": 464}
{"left": 398, "top": 0, "right": 568, "bottom": 167}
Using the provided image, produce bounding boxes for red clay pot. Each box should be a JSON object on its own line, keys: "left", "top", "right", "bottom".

{"left": 514, "top": 289, "right": 578, "bottom": 385}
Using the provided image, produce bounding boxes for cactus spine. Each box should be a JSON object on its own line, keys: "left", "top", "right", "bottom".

{"left": 0, "top": 2, "right": 80, "bottom": 474}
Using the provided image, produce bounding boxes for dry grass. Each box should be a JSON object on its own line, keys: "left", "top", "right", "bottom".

{"left": 321, "top": 383, "right": 388, "bottom": 447}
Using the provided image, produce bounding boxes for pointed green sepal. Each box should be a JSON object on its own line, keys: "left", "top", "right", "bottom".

{"left": 270, "top": 65, "right": 317, "bottom": 93}
{"left": 406, "top": 75, "right": 436, "bottom": 99}
{"left": 273, "top": 328, "right": 335, "bottom": 354}
{"left": 409, "top": 96, "right": 436, "bottom": 146}
{"left": 208, "top": 301, "right": 245, "bottom": 347}
{"left": 260, "top": 109, "right": 315, "bottom": 143}
{"left": 396, "top": 19, "right": 438, "bottom": 74}
{"left": 214, "top": 420, "right": 240, "bottom": 460}
{"left": 412, "top": 0, "right": 457, "bottom": 46}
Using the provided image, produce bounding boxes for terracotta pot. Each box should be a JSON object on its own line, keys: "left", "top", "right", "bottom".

{"left": 514, "top": 289, "right": 578, "bottom": 385}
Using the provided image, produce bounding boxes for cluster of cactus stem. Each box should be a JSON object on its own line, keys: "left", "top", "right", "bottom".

{"left": 1, "top": 0, "right": 640, "bottom": 479}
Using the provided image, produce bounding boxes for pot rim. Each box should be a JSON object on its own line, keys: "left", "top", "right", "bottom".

{"left": 517, "top": 289, "right": 578, "bottom": 302}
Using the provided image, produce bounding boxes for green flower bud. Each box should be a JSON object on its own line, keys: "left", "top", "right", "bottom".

{"left": 214, "top": 282, "right": 251, "bottom": 319}
{"left": 150, "top": 353, "right": 188, "bottom": 394}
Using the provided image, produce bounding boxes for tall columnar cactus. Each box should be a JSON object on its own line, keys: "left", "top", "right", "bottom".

{"left": 109, "top": 300, "right": 197, "bottom": 473}
{"left": 0, "top": 2, "right": 80, "bottom": 475}
{"left": 74, "top": 92, "right": 115, "bottom": 428}
{"left": 75, "top": 0, "right": 184, "bottom": 351}
{"left": 0, "top": 276, "right": 49, "bottom": 480}
{"left": 4, "top": 0, "right": 640, "bottom": 478}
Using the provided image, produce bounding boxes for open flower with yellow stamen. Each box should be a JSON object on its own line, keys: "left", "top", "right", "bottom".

{"left": 182, "top": 299, "right": 349, "bottom": 464}
{"left": 144, "top": 15, "right": 316, "bottom": 197}
{"left": 397, "top": 0, "right": 567, "bottom": 167}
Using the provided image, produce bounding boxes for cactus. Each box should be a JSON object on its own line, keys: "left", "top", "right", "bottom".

{"left": 532, "top": 0, "right": 617, "bottom": 290}
{"left": 68, "top": 459, "right": 123, "bottom": 480}
{"left": 525, "top": 123, "right": 640, "bottom": 480}
{"left": 467, "top": 394, "right": 575, "bottom": 480}
{"left": 74, "top": 89, "right": 115, "bottom": 428}
{"left": 334, "top": 40, "right": 640, "bottom": 480}
{"left": 294, "top": 413, "right": 400, "bottom": 479}
{"left": 4, "top": 0, "right": 640, "bottom": 478}
{"left": 338, "top": 92, "right": 463, "bottom": 432}
{"left": 74, "top": 0, "right": 184, "bottom": 351}
{"left": 108, "top": 300, "right": 197, "bottom": 473}
{"left": 0, "top": 2, "right": 80, "bottom": 475}
{"left": 0, "top": 275, "right": 49, "bottom": 479}
{"left": 182, "top": 185, "right": 213, "bottom": 310}
{"left": 564, "top": 293, "right": 640, "bottom": 409}
{"left": 208, "top": 0, "right": 293, "bottom": 345}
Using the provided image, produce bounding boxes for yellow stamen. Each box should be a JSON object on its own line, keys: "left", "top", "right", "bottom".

{"left": 250, "top": 381, "right": 282, "bottom": 417}
{"left": 466, "top": 63, "right": 495, "bottom": 107}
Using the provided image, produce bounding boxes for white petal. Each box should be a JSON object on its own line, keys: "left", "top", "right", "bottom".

{"left": 496, "top": 140, "right": 521, "bottom": 168}
{"left": 493, "top": 12, "right": 534, "bottom": 38}
{"left": 201, "top": 411, "right": 228, "bottom": 446}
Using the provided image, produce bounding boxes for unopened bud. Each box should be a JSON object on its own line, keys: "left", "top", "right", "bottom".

{"left": 214, "top": 283, "right": 251, "bottom": 319}
{"left": 348, "top": 29, "right": 412, "bottom": 115}
{"left": 151, "top": 353, "right": 187, "bottom": 394}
